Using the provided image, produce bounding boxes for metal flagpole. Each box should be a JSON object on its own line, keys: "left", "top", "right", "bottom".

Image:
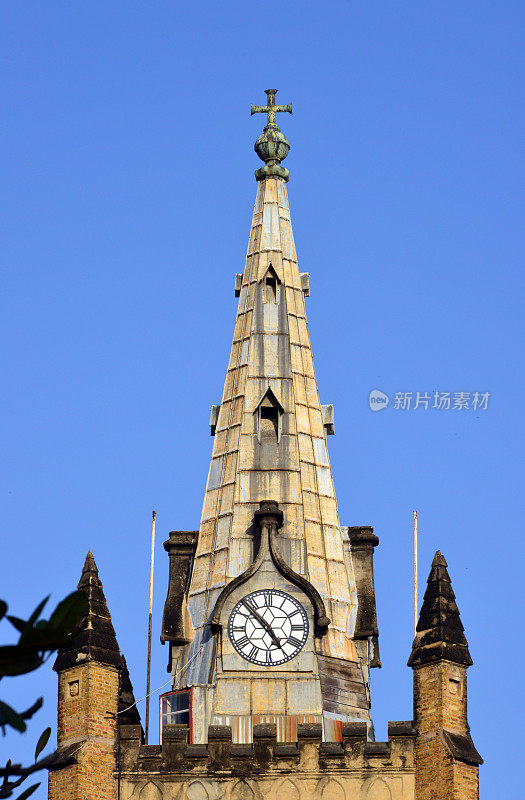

{"left": 145, "top": 510, "right": 156, "bottom": 744}
{"left": 413, "top": 510, "right": 418, "bottom": 636}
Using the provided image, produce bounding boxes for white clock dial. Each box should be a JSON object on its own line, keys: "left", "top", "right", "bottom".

{"left": 227, "top": 589, "right": 308, "bottom": 666}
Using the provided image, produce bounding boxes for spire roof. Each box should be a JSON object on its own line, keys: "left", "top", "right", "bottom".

{"left": 183, "top": 115, "right": 359, "bottom": 686}
{"left": 53, "top": 550, "right": 122, "bottom": 671}
{"left": 54, "top": 552, "right": 141, "bottom": 725}
{"left": 408, "top": 551, "right": 473, "bottom": 668}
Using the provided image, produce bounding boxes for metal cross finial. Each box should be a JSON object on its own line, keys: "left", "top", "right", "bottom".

{"left": 251, "top": 89, "right": 292, "bottom": 126}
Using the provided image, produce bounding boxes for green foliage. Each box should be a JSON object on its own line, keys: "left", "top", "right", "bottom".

{"left": 13, "top": 784, "right": 39, "bottom": 800}
{"left": 0, "top": 701, "right": 27, "bottom": 734}
{"left": 34, "top": 728, "right": 51, "bottom": 762}
{"left": 0, "top": 590, "right": 87, "bottom": 799}
{"left": 0, "top": 593, "right": 87, "bottom": 679}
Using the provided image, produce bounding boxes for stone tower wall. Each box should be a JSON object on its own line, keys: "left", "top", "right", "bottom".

{"left": 413, "top": 662, "right": 479, "bottom": 800}
{"left": 49, "top": 662, "right": 120, "bottom": 800}
{"left": 414, "top": 661, "right": 468, "bottom": 735}
{"left": 451, "top": 760, "right": 479, "bottom": 800}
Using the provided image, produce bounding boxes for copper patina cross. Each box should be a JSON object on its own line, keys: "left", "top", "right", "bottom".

{"left": 251, "top": 89, "right": 292, "bottom": 126}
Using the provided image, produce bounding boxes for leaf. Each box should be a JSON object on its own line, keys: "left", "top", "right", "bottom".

{"left": 34, "top": 727, "right": 51, "bottom": 760}
{"left": 21, "top": 697, "right": 43, "bottom": 720}
{"left": 27, "top": 597, "right": 50, "bottom": 628}
{"left": 0, "top": 645, "right": 41, "bottom": 677}
{"left": 0, "top": 600, "right": 7, "bottom": 620}
{"left": 0, "top": 700, "right": 27, "bottom": 734}
{"left": 16, "top": 782, "right": 40, "bottom": 800}
{"left": 6, "top": 616, "right": 26, "bottom": 634}
{"left": 16, "top": 626, "right": 70, "bottom": 652}
{"left": 48, "top": 590, "right": 87, "bottom": 632}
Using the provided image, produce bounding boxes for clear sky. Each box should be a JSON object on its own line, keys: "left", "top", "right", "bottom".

{"left": 1, "top": 2, "right": 523, "bottom": 795}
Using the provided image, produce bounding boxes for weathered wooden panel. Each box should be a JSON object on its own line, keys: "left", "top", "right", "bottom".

{"left": 318, "top": 654, "right": 370, "bottom": 717}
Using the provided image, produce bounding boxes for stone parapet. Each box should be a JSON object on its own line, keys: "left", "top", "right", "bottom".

{"left": 118, "top": 721, "right": 416, "bottom": 796}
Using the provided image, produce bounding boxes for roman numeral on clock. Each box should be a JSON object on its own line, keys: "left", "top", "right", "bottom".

{"left": 287, "top": 636, "right": 303, "bottom": 648}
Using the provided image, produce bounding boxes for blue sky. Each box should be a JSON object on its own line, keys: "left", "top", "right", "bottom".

{"left": 1, "top": 2, "right": 523, "bottom": 795}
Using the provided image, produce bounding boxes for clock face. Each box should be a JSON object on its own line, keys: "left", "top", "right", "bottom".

{"left": 227, "top": 589, "right": 309, "bottom": 666}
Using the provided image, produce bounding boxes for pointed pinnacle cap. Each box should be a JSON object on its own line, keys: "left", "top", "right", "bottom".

{"left": 54, "top": 551, "right": 123, "bottom": 672}
{"left": 80, "top": 549, "right": 98, "bottom": 578}
{"left": 431, "top": 550, "right": 448, "bottom": 568}
{"left": 408, "top": 550, "right": 473, "bottom": 668}
{"left": 54, "top": 552, "right": 141, "bottom": 726}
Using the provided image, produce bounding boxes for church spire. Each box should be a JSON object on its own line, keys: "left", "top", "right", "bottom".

{"left": 186, "top": 92, "right": 358, "bottom": 662}
{"left": 176, "top": 93, "right": 369, "bottom": 743}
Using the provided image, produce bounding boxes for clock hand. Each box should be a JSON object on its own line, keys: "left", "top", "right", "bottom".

{"left": 250, "top": 611, "right": 282, "bottom": 649}
{"left": 241, "top": 600, "right": 282, "bottom": 648}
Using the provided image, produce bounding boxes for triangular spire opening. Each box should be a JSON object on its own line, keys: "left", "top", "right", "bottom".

{"left": 254, "top": 386, "right": 284, "bottom": 444}
{"left": 260, "top": 263, "right": 282, "bottom": 303}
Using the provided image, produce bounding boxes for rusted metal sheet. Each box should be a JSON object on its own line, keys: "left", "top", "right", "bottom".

{"left": 323, "top": 717, "right": 344, "bottom": 742}
{"left": 252, "top": 714, "right": 321, "bottom": 743}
